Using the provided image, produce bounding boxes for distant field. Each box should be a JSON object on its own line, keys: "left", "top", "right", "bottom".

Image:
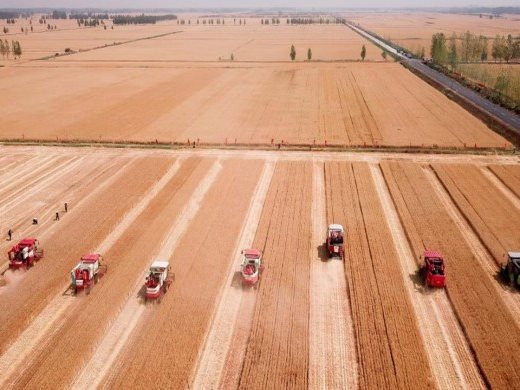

{"left": 0, "top": 62, "right": 507, "bottom": 148}
{"left": 1, "top": 17, "right": 380, "bottom": 62}
{"left": 349, "top": 12, "right": 520, "bottom": 57}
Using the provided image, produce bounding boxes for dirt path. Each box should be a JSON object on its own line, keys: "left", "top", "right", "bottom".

{"left": 192, "top": 160, "right": 274, "bottom": 389}
{"left": 371, "top": 163, "right": 485, "bottom": 389}
{"left": 72, "top": 159, "right": 221, "bottom": 389}
{"left": 308, "top": 160, "right": 358, "bottom": 389}
{"left": 425, "top": 166, "right": 520, "bottom": 326}
{"left": 0, "top": 157, "right": 179, "bottom": 386}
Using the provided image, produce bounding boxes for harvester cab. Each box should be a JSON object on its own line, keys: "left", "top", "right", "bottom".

{"left": 70, "top": 254, "right": 106, "bottom": 294}
{"left": 145, "top": 260, "right": 172, "bottom": 300}
{"left": 326, "top": 224, "right": 344, "bottom": 258}
{"left": 501, "top": 251, "right": 520, "bottom": 288}
{"left": 240, "top": 249, "right": 263, "bottom": 286}
{"left": 421, "top": 250, "right": 446, "bottom": 288}
{"left": 8, "top": 238, "right": 43, "bottom": 269}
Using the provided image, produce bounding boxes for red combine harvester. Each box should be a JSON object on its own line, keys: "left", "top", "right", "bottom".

{"left": 326, "top": 224, "right": 344, "bottom": 258}
{"left": 145, "top": 261, "right": 172, "bottom": 300}
{"left": 240, "top": 249, "right": 263, "bottom": 286}
{"left": 421, "top": 250, "right": 446, "bottom": 288}
{"left": 70, "top": 254, "right": 107, "bottom": 294}
{"left": 8, "top": 238, "right": 44, "bottom": 269}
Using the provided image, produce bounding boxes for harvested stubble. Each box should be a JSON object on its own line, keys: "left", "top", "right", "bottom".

{"left": 0, "top": 156, "right": 172, "bottom": 356}
{"left": 488, "top": 165, "right": 520, "bottom": 199}
{"left": 239, "top": 161, "right": 312, "bottom": 389}
{"left": 381, "top": 161, "right": 520, "bottom": 388}
{"left": 432, "top": 164, "right": 520, "bottom": 265}
{"left": 324, "top": 161, "right": 433, "bottom": 389}
{"left": 108, "top": 159, "right": 263, "bottom": 388}
{"left": 6, "top": 157, "right": 214, "bottom": 388}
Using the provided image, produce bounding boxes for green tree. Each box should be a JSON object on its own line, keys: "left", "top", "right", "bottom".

{"left": 480, "top": 36, "right": 488, "bottom": 62}
{"left": 381, "top": 50, "right": 387, "bottom": 61}
{"left": 505, "top": 34, "right": 513, "bottom": 62}
{"left": 0, "top": 40, "right": 5, "bottom": 59}
{"left": 230, "top": 53, "right": 234, "bottom": 61}
{"left": 420, "top": 46, "right": 425, "bottom": 59}
{"left": 495, "top": 72, "right": 509, "bottom": 92}
{"left": 430, "top": 33, "right": 448, "bottom": 65}
{"left": 290, "top": 44, "right": 296, "bottom": 61}
{"left": 307, "top": 48, "right": 312, "bottom": 60}
{"left": 4, "top": 40, "right": 9, "bottom": 59}
{"left": 12, "top": 41, "right": 21, "bottom": 58}
{"left": 448, "top": 33, "right": 458, "bottom": 69}
{"left": 360, "top": 44, "right": 366, "bottom": 61}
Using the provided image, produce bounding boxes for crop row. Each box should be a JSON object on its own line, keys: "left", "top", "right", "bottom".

{"left": 381, "top": 161, "right": 520, "bottom": 388}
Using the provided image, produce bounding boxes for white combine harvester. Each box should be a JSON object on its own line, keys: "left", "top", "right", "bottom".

{"left": 145, "top": 260, "right": 173, "bottom": 300}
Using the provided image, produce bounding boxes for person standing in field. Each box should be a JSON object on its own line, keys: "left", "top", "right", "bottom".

{"left": 7, "top": 229, "right": 12, "bottom": 241}
{"left": 64, "top": 202, "right": 68, "bottom": 212}
{"left": 55, "top": 212, "right": 60, "bottom": 221}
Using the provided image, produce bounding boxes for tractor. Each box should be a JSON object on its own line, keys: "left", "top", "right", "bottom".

{"left": 145, "top": 260, "right": 172, "bottom": 300}
{"left": 7, "top": 238, "right": 44, "bottom": 269}
{"left": 70, "top": 254, "right": 107, "bottom": 294}
{"left": 501, "top": 251, "right": 520, "bottom": 288}
{"left": 240, "top": 249, "right": 263, "bottom": 286}
{"left": 326, "top": 224, "right": 344, "bottom": 258}
{"left": 420, "top": 250, "right": 446, "bottom": 288}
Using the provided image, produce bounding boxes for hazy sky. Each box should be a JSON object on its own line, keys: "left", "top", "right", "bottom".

{"left": 1, "top": 0, "right": 518, "bottom": 8}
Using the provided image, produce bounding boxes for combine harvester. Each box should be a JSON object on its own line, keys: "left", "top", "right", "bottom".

{"left": 145, "top": 260, "right": 173, "bottom": 301}
{"left": 240, "top": 249, "right": 263, "bottom": 286}
{"left": 70, "top": 254, "right": 107, "bottom": 294}
{"left": 501, "top": 251, "right": 520, "bottom": 288}
{"left": 7, "top": 238, "right": 44, "bottom": 270}
{"left": 326, "top": 224, "right": 345, "bottom": 258}
{"left": 420, "top": 250, "right": 446, "bottom": 288}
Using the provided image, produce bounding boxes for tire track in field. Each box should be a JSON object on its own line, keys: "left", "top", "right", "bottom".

{"left": 371, "top": 163, "right": 485, "bottom": 390}
{"left": 192, "top": 160, "right": 274, "bottom": 389}
{"left": 480, "top": 166, "right": 520, "bottom": 210}
{"left": 0, "top": 156, "right": 136, "bottom": 275}
{"left": 424, "top": 167, "right": 520, "bottom": 326}
{"left": 72, "top": 159, "right": 222, "bottom": 389}
{"left": 0, "top": 158, "right": 183, "bottom": 387}
{"left": 0, "top": 154, "right": 59, "bottom": 200}
{"left": 309, "top": 160, "right": 358, "bottom": 389}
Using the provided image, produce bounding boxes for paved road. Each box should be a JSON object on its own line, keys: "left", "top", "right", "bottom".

{"left": 346, "top": 22, "right": 520, "bottom": 135}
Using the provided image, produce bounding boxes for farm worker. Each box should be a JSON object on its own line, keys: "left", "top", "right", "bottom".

{"left": 64, "top": 202, "right": 68, "bottom": 212}
{"left": 32, "top": 218, "right": 38, "bottom": 225}
{"left": 55, "top": 212, "right": 60, "bottom": 221}
{"left": 7, "top": 229, "right": 12, "bottom": 241}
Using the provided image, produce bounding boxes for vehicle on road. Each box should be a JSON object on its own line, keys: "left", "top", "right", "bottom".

{"left": 420, "top": 250, "right": 446, "bottom": 288}
{"left": 8, "top": 238, "right": 44, "bottom": 269}
{"left": 326, "top": 224, "right": 344, "bottom": 258}
{"left": 501, "top": 251, "right": 520, "bottom": 288}
{"left": 241, "top": 249, "right": 263, "bottom": 286}
{"left": 145, "top": 260, "right": 172, "bottom": 299}
{"left": 70, "top": 254, "right": 107, "bottom": 294}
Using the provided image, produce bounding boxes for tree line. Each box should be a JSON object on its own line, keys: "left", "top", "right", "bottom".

{"left": 0, "top": 40, "right": 22, "bottom": 59}
{"left": 431, "top": 31, "right": 520, "bottom": 66}
{"left": 112, "top": 14, "right": 177, "bottom": 25}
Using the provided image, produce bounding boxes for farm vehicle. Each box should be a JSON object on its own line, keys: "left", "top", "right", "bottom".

{"left": 70, "top": 253, "right": 107, "bottom": 294}
{"left": 145, "top": 260, "right": 173, "bottom": 300}
{"left": 326, "top": 224, "right": 345, "bottom": 258}
{"left": 501, "top": 251, "right": 520, "bottom": 288}
{"left": 240, "top": 249, "right": 263, "bottom": 286}
{"left": 8, "top": 238, "right": 44, "bottom": 269}
{"left": 420, "top": 250, "right": 446, "bottom": 288}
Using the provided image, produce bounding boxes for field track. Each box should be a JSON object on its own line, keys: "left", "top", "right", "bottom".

{"left": 381, "top": 161, "right": 520, "bottom": 388}
{"left": 0, "top": 146, "right": 518, "bottom": 388}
